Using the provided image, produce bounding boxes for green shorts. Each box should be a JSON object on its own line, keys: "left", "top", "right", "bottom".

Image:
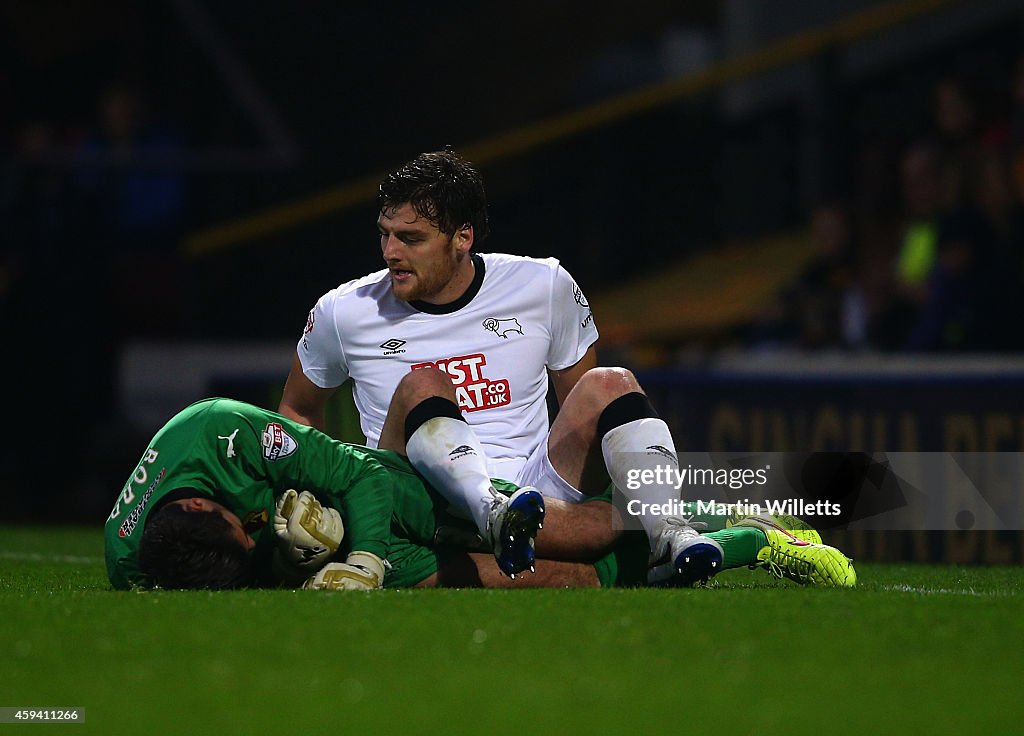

{"left": 383, "top": 538, "right": 440, "bottom": 589}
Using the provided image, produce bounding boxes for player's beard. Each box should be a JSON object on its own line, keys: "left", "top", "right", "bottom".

{"left": 391, "top": 246, "right": 462, "bottom": 303}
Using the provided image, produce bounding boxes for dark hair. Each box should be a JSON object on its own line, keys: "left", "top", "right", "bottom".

{"left": 378, "top": 149, "right": 490, "bottom": 242}
{"left": 138, "top": 504, "right": 251, "bottom": 589}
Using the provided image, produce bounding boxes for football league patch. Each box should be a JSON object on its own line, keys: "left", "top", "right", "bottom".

{"left": 262, "top": 422, "right": 298, "bottom": 461}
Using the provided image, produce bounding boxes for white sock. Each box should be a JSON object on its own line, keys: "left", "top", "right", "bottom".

{"left": 601, "top": 417, "right": 680, "bottom": 550}
{"left": 405, "top": 417, "right": 496, "bottom": 535}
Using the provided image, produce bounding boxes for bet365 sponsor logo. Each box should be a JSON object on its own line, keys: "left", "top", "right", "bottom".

{"left": 411, "top": 353, "right": 511, "bottom": 412}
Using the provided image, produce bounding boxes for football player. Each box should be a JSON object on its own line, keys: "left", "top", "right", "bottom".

{"left": 280, "top": 149, "right": 730, "bottom": 586}
{"left": 105, "top": 398, "right": 856, "bottom": 591}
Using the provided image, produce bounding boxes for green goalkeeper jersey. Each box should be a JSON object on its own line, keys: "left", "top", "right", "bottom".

{"left": 105, "top": 398, "right": 453, "bottom": 590}
{"left": 104, "top": 397, "right": 652, "bottom": 591}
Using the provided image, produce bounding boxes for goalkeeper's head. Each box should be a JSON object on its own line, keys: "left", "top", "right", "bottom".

{"left": 138, "top": 494, "right": 255, "bottom": 589}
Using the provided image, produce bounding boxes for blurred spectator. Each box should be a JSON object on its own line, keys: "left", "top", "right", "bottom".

{"left": 869, "top": 67, "right": 1024, "bottom": 352}
{"left": 968, "top": 134, "right": 1020, "bottom": 350}
{"left": 895, "top": 142, "right": 943, "bottom": 293}
{"left": 932, "top": 76, "right": 982, "bottom": 210}
{"left": 74, "top": 81, "right": 188, "bottom": 337}
{"left": 77, "top": 83, "right": 185, "bottom": 245}
{"left": 868, "top": 142, "right": 943, "bottom": 349}
{"left": 747, "top": 201, "right": 865, "bottom": 349}
{"left": 905, "top": 208, "right": 992, "bottom": 351}
{"left": 792, "top": 202, "right": 863, "bottom": 348}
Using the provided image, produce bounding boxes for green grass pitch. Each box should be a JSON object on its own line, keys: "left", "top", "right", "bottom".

{"left": 2, "top": 526, "right": 1022, "bottom": 735}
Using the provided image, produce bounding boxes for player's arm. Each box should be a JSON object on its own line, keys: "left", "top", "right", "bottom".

{"left": 549, "top": 345, "right": 597, "bottom": 407}
{"left": 207, "top": 401, "right": 391, "bottom": 588}
{"left": 253, "top": 408, "right": 394, "bottom": 564}
{"left": 281, "top": 292, "right": 348, "bottom": 431}
{"left": 278, "top": 352, "right": 336, "bottom": 431}
{"left": 297, "top": 451, "right": 395, "bottom": 591}
{"left": 275, "top": 421, "right": 395, "bottom": 589}
{"left": 546, "top": 262, "right": 599, "bottom": 408}
{"left": 272, "top": 470, "right": 391, "bottom": 592}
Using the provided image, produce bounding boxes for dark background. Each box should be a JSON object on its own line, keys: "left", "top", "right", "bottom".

{"left": 3, "top": 0, "right": 1024, "bottom": 527}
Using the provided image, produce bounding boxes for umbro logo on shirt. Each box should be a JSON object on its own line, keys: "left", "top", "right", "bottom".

{"left": 380, "top": 338, "right": 407, "bottom": 355}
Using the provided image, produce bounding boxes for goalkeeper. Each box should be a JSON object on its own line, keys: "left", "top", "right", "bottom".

{"left": 105, "top": 397, "right": 643, "bottom": 590}
{"left": 105, "top": 398, "right": 855, "bottom": 590}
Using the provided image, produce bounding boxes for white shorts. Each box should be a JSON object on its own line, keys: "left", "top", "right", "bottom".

{"left": 513, "top": 438, "right": 586, "bottom": 504}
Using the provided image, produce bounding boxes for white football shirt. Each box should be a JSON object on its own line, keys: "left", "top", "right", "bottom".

{"left": 297, "top": 253, "right": 598, "bottom": 479}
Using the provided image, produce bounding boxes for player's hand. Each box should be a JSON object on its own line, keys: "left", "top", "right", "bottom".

{"left": 273, "top": 490, "right": 344, "bottom": 576}
{"left": 301, "top": 551, "right": 386, "bottom": 591}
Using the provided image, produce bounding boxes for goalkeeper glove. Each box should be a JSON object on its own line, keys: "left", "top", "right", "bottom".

{"left": 273, "top": 490, "right": 344, "bottom": 580}
{"left": 302, "top": 551, "right": 386, "bottom": 591}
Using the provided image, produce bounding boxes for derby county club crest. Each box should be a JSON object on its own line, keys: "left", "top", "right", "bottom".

{"left": 482, "top": 317, "right": 524, "bottom": 339}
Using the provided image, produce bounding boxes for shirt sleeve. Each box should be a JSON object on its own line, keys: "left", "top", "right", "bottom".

{"left": 547, "top": 262, "right": 599, "bottom": 370}
{"left": 211, "top": 401, "right": 394, "bottom": 561}
{"left": 296, "top": 289, "right": 350, "bottom": 389}
{"left": 292, "top": 444, "right": 394, "bottom": 563}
